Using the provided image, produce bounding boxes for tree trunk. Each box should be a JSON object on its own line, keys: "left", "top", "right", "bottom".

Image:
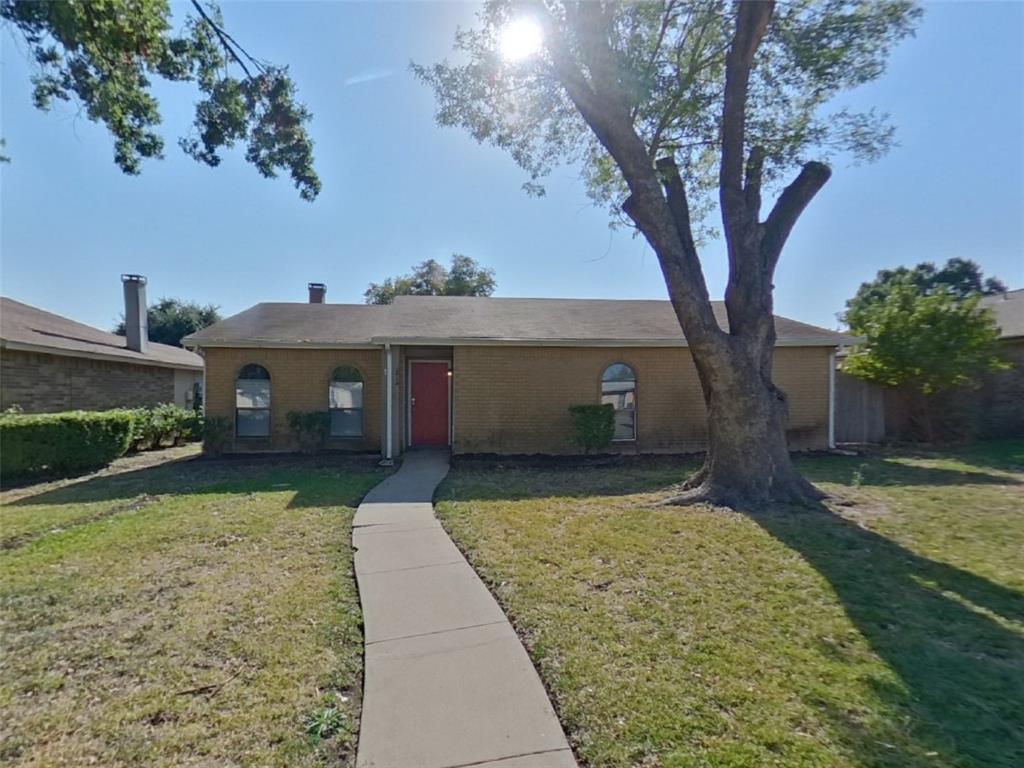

{"left": 669, "top": 340, "right": 825, "bottom": 508}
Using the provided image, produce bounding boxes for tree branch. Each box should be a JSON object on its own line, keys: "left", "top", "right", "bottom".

{"left": 189, "top": 0, "right": 265, "bottom": 79}
{"left": 656, "top": 156, "right": 698, "bottom": 260}
{"left": 719, "top": 0, "right": 773, "bottom": 202}
{"left": 743, "top": 145, "right": 765, "bottom": 222}
{"left": 634, "top": 0, "right": 680, "bottom": 120}
{"left": 761, "top": 160, "right": 832, "bottom": 269}
{"left": 544, "top": 5, "right": 725, "bottom": 350}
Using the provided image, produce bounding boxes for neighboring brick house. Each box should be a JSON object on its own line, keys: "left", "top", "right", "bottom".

{"left": 1, "top": 276, "right": 203, "bottom": 413}
{"left": 977, "top": 289, "right": 1024, "bottom": 437}
{"left": 184, "top": 286, "right": 854, "bottom": 458}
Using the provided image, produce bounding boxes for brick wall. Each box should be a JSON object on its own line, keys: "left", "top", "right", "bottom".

{"left": 979, "top": 339, "right": 1024, "bottom": 437}
{"left": 203, "top": 347, "right": 383, "bottom": 453}
{"left": 0, "top": 349, "right": 179, "bottom": 413}
{"left": 452, "top": 345, "right": 832, "bottom": 455}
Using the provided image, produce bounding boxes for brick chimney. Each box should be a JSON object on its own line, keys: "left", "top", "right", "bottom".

{"left": 308, "top": 282, "right": 327, "bottom": 304}
{"left": 121, "top": 274, "right": 148, "bottom": 353}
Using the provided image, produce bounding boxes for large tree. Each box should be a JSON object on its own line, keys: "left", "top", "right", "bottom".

{"left": 364, "top": 254, "right": 497, "bottom": 304}
{"left": 416, "top": 0, "right": 920, "bottom": 505}
{"left": 1, "top": 0, "right": 319, "bottom": 200}
{"left": 115, "top": 297, "right": 221, "bottom": 347}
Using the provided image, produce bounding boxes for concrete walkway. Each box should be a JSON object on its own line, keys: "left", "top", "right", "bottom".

{"left": 353, "top": 450, "right": 577, "bottom": 768}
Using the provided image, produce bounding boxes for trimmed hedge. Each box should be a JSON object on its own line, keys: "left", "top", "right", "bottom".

{"left": 0, "top": 410, "right": 135, "bottom": 479}
{"left": 0, "top": 405, "right": 207, "bottom": 481}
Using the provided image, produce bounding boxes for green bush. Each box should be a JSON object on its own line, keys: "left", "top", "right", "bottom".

{"left": 202, "top": 416, "right": 232, "bottom": 456}
{"left": 568, "top": 404, "right": 616, "bottom": 454}
{"left": 127, "top": 404, "right": 204, "bottom": 451}
{"left": 287, "top": 411, "right": 330, "bottom": 454}
{"left": 0, "top": 410, "right": 134, "bottom": 479}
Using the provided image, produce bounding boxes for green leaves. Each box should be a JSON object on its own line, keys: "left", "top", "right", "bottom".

{"left": 364, "top": 254, "right": 497, "bottom": 305}
{"left": 114, "top": 297, "right": 221, "bottom": 348}
{"left": 568, "top": 403, "right": 616, "bottom": 454}
{"left": 0, "top": 409, "right": 135, "bottom": 478}
{"left": 844, "top": 270, "right": 1009, "bottom": 395}
{"left": 2, "top": 0, "right": 320, "bottom": 199}
{"left": 415, "top": 0, "right": 921, "bottom": 222}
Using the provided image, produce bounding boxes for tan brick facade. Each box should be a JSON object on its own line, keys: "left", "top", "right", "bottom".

{"left": 451, "top": 345, "right": 832, "bottom": 454}
{"left": 202, "top": 347, "right": 384, "bottom": 453}
{"left": 0, "top": 349, "right": 196, "bottom": 413}
{"left": 201, "top": 344, "right": 833, "bottom": 455}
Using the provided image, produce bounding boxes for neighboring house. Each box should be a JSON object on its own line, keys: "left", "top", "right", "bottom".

{"left": 1, "top": 276, "right": 203, "bottom": 413}
{"left": 977, "top": 288, "right": 1024, "bottom": 436}
{"left": 184, "top": 284, "right": 855, "bottom": 458}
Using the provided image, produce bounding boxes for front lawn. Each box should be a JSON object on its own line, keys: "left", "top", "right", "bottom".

{"left": 1, "top": 454, "right": 383, "bottom": 767}
{"left": 436, "top": 441, "right": 1024, "bottom": 768}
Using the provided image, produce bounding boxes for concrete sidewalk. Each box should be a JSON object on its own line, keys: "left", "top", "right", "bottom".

{"left": 353, "top": 450, "right": 576, "bottom": 768}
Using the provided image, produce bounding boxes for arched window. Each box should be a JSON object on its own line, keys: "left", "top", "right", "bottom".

{"left": 601, "top": 363, "right": 636, "bottom": 441}
{"left": 236, "top": 364, "right": 271, "bottom": 437}
{"left": 330, "top": 365, "right": 364, "bottom": 437}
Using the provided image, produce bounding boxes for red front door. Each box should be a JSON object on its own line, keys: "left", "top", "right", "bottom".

{"left": 410, "top": 362, "right": 450, "bottom": 446}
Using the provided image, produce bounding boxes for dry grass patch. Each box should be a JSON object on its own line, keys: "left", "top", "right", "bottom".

{"left": 437, "top": 442, "right": 1024, "bottom": 768}
{"left": 1, "top": 456, "right": 384, "bottom": 767}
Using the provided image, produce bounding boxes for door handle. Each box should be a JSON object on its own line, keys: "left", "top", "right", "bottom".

{"left": 411, "top": 397, "right": 416, "bottom": 407}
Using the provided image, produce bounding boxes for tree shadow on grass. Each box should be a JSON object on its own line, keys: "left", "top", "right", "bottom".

{"left": 797, "top": 453, "right": 1021, "bottom": 488}
{"left": 439, "top": 450, "right": 1019, "bottom": 504}
{"left": 5, "top": 454, "right": 384, "bottom": 510}
{"left": 747, "top": 504, "right": 1023, "bottom": 768}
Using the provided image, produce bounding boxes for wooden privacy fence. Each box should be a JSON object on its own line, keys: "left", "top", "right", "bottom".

{"left": 834, "top": 371, "right": 886, "bottom": 444}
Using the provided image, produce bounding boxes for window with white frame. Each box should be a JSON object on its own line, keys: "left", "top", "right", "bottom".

{"left": 330, "top": 365, "right": 364, "bottom": 437}
{"left": 235, "top": 364, "right": 271, "bottom": 437}
{"left": 601, "top": 363, "right": 636, "bottom": 441}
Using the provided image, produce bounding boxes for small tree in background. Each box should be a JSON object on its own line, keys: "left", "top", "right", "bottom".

{"left": 364, "top": 254, "right": 497, "bottom": 305}
{"left": 115, "top": 298, "right": 221, "bottom": 348}
{"left": 843, "top": 263, "right": 1009, "bottom": 440}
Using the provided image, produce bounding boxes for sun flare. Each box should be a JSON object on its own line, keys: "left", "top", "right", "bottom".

{"left": 500, "top": 18, "right": 543, "bottom": 62}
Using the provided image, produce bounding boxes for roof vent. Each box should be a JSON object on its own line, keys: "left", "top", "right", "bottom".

{"left": 308, "top": 282, "right": 327, "bottom": 304}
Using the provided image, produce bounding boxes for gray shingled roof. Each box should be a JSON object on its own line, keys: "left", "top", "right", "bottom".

{"left": 183, "top": 303, "right": 390, "bottom": 346}
{"left": 1, "top": 297, "right": 203, "bottom": 370}
{"left": 184, "top": 295, "right": 855, "bottom": 348}
{"left": 980, "top": 289, "right": 1024, "bottom": 339}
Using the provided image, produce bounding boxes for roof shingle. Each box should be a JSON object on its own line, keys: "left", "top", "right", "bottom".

{"left": 980, "top": 289, "right": 1024, "bottom": 339}
{"left": 184, "top": 295, "right": 855, "bottom": 348}
{"left": 1, "top": 297, "right": 203, "bottom": 370}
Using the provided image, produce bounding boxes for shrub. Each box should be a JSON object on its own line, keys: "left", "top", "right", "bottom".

{"left": 127, "top": 407, "right": 157, "bottom": 451}
{"left": 127, "top": 405, "right": 205, "bottom": 451}
{"left": 180, "top": 409, "right": 205, "bottom": 442}
{"left": 287, "top": 411, "right": 330, "bottom": 454}
{"left": 568, "top": 404, "right": 615, "bottom": 454}
{"left": 0, "top": 410, "right": 134, "bottom": 479}
{"left": 202, "top": 417, "right": 232, "bottom": 456}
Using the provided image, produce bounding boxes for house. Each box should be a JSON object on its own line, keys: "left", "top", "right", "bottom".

{"left": 184, "top": 283, "right": 855, "bottom": 459}
{"left": 1, "top": 276, "right": 203, "bottom": 413}
{"left": 977, "top": 288, "right": 1024, "bottom": 436}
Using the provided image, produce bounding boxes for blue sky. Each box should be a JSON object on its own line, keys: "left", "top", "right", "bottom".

{"left": 2, "top": 1, "right": 1022, "bottom": 332}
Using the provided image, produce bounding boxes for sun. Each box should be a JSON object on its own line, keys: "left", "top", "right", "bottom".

{"left": 499, "top": 18, "right": 543, "bottom": 62}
